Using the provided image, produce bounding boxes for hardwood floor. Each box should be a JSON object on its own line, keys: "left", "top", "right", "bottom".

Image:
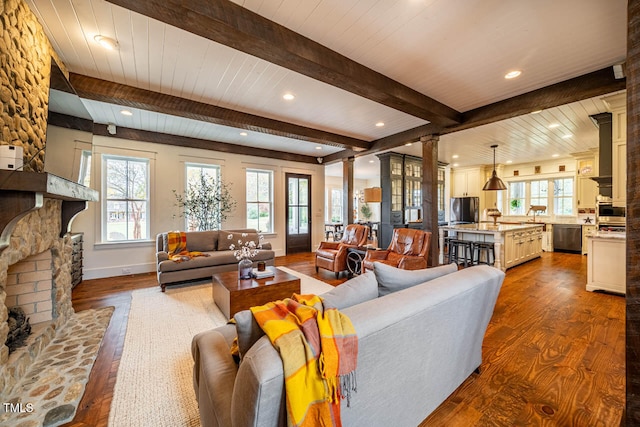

{"left": 65, "top": 252, "right": 624, "bottom": 426}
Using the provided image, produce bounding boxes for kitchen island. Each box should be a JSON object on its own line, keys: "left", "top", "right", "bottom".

{"left": 439, "top": 223, "right": 544, "bottom": 271}
{"left": 586, "top": 231, "right": 626, "bottom": 294}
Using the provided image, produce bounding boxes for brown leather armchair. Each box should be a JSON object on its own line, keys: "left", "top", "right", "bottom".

{"left": 315, "top": 224, "right": 369, "bottom": 278}
{"left": 362, "top": 228, "right": 431, "bottom": 273}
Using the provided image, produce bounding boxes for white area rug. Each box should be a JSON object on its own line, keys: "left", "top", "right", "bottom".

{"left": 108, "top": 267, "right": 333, "bottom": 427}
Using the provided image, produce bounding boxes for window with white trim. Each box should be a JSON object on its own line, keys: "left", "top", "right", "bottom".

{"left": 103, "top": 155, "right": 149, "bottom": 241}
{"left": 530, "top": 180, "right": 549, "bottom": 207}
{"left": 508, "top": 181, "right": 526, "bottom": 215}
{"left": 553, "top": 178, "right": 574, "bottom": 215}
{"left": 246, "top": 169, "right": 273, "bottom": 233}
{"left": 330, "top": 189, "right": 343, "bottom": 223}
{"left": 184, "top": 164, "right": 221, "bottom": 231}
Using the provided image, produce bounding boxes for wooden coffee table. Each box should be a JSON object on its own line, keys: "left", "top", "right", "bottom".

{"left": 211, "top": 267, "right": 301, "bottom": 318}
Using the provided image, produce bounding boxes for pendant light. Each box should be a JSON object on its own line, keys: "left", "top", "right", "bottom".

{"left": 482, "top": 145, "right": 507, "bottom": 191}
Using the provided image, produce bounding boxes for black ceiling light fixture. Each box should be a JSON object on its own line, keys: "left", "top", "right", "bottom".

{"left": 482, "top": 144, "right": 507, "bottom": 191}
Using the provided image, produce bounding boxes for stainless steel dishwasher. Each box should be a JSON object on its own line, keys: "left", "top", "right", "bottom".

{"left": 552, "top": 224, "right": 582, "bottom": 253}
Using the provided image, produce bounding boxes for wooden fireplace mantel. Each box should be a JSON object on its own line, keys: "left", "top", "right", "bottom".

{"left": 0, "top": 171, "right": 99, "bottom": 251}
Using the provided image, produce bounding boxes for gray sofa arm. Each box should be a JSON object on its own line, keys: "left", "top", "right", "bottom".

{"left": 156, "top": 251, "right": 169, "bottom": 263}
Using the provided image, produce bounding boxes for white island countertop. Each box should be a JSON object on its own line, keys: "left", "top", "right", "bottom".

{"left": 587, "top": 231, "right": 626, "bottom": 240}
{"left": 441, "top": 223, "right": 544, "bottom": 234}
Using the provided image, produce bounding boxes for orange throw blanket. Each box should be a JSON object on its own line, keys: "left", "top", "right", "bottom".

{"left": 250, "top": 294, "right": 358, "bottom": 427}
{"left": 167, "top": 231, "right": 209, "bottom": 262}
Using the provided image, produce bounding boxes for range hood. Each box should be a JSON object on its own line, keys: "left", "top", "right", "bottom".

{"left": 589, "top": 112, "right": 613, "bottom": 197}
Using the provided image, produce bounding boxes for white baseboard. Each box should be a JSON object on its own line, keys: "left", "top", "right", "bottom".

{"left": 83, "top": 262, "right": 156, "bottom": 280}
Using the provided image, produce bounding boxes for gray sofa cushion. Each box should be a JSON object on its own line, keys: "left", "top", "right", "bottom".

{"left": 234, "top": 310, "right": 264, "bottom": 360}
{"left": 218, "top": 231, "right": 260, "bottom": 251}
{"left": 374, "top": 262, "right": 458, "bottom": 296}
{"left": 321, "top": 272, "right": 378, "bottom": 310}
{"left": 185, "top": 231, "right": 218, "bottom": 252}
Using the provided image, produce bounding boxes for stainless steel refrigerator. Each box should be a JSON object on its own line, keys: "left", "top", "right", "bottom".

{"left": 450, "top": 197, "right": 479, "bottom": 224}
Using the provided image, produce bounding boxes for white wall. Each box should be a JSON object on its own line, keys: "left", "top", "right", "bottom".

{"left": 47, "top": 126, "right": 325, "bottom": 280}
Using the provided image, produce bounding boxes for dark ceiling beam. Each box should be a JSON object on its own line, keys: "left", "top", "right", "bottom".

{"left": 104, "top": 0, "right": 462, "bottom": 127}
{"left": 323, "top": 67, "right": 626, "bottom": 163}
{"left": 70, "top": 73, "right": 370, "bottom": 151}
{"left": 93, "top": 123, "right": 320, "bottom": 164}
{"left": 445, "top": 67, "right": 627, "bottom": 135}
{"left": 48, "top": 112, "right": 94, "bottom": 133}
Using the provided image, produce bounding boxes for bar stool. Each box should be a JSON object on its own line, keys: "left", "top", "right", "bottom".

{"left": 448, "top": 239, "right": 474, "bottom": 267}
{"left": 473, "top": 242, "right": 495, "bottom": 265}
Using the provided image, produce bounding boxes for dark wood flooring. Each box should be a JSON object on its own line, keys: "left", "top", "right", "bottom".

{"left": 65, "top": 252, "right": 625, "bottom": 427}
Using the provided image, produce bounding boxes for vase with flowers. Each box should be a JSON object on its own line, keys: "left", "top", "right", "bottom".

{"left": 229, "top": 233, "right": 264, "bottom": 279}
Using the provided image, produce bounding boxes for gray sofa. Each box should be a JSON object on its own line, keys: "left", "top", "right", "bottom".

{"left": 156, "top": 229, "right": 275, "bottom": 291}
{"left": 191, "top": 263, "right": 505, "bottom": 427}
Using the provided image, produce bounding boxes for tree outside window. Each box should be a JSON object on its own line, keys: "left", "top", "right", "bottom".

{"left": 246, "top": 169, "right": 273, "bottom": 233}
{"left": 554, "top": 178, "right": 574, "bottom": 215}
{"left": 104, "top": 156, "right": 149, "bottom": 241}
{"left": 508, "top": 181, "right": 525, "bottom": 215}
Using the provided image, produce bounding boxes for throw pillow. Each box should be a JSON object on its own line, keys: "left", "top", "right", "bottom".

{"left": 374, "top": 262, "right": 458, "bottom": 296}
{"left": 321, "top": 272, "right": 379, "bottom": 310}
{"left": 234, "top": 309, "right": 265, "bottom": 360}
{"left": 218, "top": 231, "right": 260, "bottom": 251}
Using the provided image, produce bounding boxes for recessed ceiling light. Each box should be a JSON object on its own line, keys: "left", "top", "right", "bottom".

{"left": 504, "top": 70, "right": 522, "bottom": 79}
{"left": 369, "top": 160, "right": 374, "bottom": 163}
{"left": 405, "top": 142, "right": 412, "bottom": 146}
{"left": 315, "top": 146, "right": 323, "bottom": 150}
{"left": 452, "top": 154, "right": 459, "bottom": 159}
{"left": 120, "top": 109, "right": 133, "bottom": 116}
{"left": 94, "top": 35, "right": 118, "bottom": 50}
{"left": 548, "top": 123, "right": 560, "bottom": 129}
{"left": 552, "top": 154, "right": 560, "bottom": 158}
{"left": 531, "top": 110, "right": 543, "bottom": 114}
{"left": 506, "top": 160, "right": 513, "bottom": 164}
{"left": 282, "top": 93, "right": 295, "bottom": 101}
{"left": 375, "top": 122, "right": 385, "bottom": 127}
{"left": 239, "top": 132, "right": 248, "bottom": 136}
{"left": 453, "top": 163, "right": 459, "bottom": 167}
{"left": 562, "top": 134, "right": 573, "bottom": 139}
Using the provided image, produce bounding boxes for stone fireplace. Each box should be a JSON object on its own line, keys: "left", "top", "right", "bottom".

{"left": 0, "top": 198, "right": 76, "bottom": 396}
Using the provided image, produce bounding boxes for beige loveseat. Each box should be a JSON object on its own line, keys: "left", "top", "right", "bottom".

{"left": 156, "top": 229, "right": 275, "bottom": 291}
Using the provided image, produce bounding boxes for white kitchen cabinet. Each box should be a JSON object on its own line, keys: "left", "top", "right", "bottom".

{"left": 612, "top": 140, "right": 626, "bottom": 207}
{"left": 605, "top": 94, "right": 626, "bottom": 207}
{"left": 586, "top": 234, "right": 625, "bottom": 294}
{"left": 503, "top": 228, "right": 543, "bottom": 269}
{"left": 582, "top": 225, "right": 596, "bottom": 255}
{"left": 452, "top": 168, "right": 481, "bottom": 197}
{"left": 577, "top": 176, "right": 598, "bottom": 209}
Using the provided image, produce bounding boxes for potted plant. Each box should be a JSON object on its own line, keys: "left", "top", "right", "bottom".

{"left": 360, "top": 203, "right": 372, "bottom": 221}
{"left": 173, "top": 172, "right": 237, "bottom": 231}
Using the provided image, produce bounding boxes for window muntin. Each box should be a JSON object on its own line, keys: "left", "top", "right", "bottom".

{"left": 103, "top": 155, "right": 149, "bottom": 241}
{"left": 246, "top": 169, "right": 273, "bottom": 233}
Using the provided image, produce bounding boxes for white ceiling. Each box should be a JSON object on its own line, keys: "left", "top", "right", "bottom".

{"left": 30, "top": 0, "right": 627, "bottom": 176}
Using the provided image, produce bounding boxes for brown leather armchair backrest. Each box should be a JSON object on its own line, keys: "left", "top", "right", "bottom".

{"left": 341, "top": 224, "right": 369, "bottom": 246}
{"left": 388, "top": 228, "right": 431, "bottom": 257}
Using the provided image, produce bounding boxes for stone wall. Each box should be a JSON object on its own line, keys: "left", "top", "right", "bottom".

{"left": 0, "top": 198, "right": 74, "bottom": 396}
{"left": 0, "top": 0, "right": 67, "bottom": 172}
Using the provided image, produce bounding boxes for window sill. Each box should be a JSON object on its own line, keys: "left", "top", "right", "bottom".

{"left": 94, "top": 239, "right": 155, "bottom": 249}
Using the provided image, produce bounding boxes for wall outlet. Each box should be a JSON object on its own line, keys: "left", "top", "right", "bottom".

{"left": 121, "top": 268, "right": 132, "bottom": 275}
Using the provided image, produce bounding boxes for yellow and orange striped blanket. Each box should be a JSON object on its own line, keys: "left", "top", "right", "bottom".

{"left": 250, "top": 294, "right": 357, "bottom": 427}
{"left": 166, "top": 231, "right": 209, "bottom": 262}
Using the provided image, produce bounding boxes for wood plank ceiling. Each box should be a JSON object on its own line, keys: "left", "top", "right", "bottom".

{"left": 28, "top": 0, "right": 627, "bottom": 173}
